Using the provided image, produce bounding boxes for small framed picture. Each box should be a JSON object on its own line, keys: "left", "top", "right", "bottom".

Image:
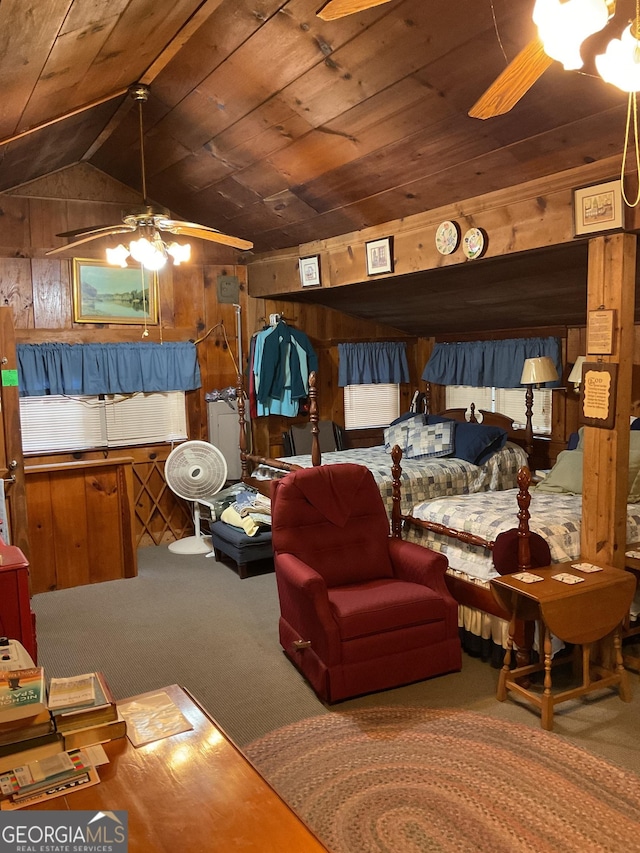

{"left": 299, "top": 255, "right": 321, "bottom": 287}
{"left": 366, "top": 237, "right": 393, "bottom": 275}
{"left": 573, "top": 179, "right": 625, "bottom": 237}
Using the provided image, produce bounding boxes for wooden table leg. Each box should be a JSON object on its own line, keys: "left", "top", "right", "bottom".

{"left": 614, "top": 630, "right": 632, "bottom": 702}
{"left": 497, "top": 617, "right": 515, "bottom": 702}
{"left": 541, "top": 624, "right": 554, "bottom": 731}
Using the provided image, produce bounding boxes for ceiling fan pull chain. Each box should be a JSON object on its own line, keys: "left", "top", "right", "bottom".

{"left": 620, "top": 91, "right": 640, "bottom": 208}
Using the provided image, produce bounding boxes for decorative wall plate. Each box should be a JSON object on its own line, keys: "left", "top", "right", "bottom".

{"left": 435, "top": 220, "right": 460, "bottom": 255}
{"left": 462, "top": 227, "right": 486, "bottom": 260}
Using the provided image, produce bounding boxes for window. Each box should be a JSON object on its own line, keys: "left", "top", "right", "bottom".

{"left": 20, "top": 392, "right": 187, "bottom": 453}
{"left": 343, "top": 384, "right": 400, "bottom": 430}
{"left": 445, "top": 385, "right": 553, "bottom": 433}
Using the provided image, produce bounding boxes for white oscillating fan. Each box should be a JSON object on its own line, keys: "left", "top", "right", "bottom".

{"left": 164, "top": 440, "right": 228, "bottom": 555}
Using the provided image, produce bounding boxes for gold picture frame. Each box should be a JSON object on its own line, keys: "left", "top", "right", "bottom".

{"left": 573, "top": 179, "right": 625, "bottom": 237}
{"left": 72, "top": 259, "right": 158, "bottom": 324}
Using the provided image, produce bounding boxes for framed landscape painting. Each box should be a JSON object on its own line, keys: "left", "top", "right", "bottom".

{"left": 72, "top": 259, "right": 158, "bottom": 324}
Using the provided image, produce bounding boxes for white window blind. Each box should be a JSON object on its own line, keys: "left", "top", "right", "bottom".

{"left": 444, "top": 385, "right": 493, "bottom": 415}
{"left": 445, "top": 385, "right": 553, "bottom": 434}
{"left": 19, "top": 396, "right": 104, "bottom": 453}
{"left": 20, "top": 392, "right": 187, "bottom": 453}
{"left": 495, "top": 387, "right": 553, "bottom": 433}
{"left": 103, "top": 393, "right": 188, "bottom": 447}
{"left": 344, "top": 384, "right": 400, "bottom": 430}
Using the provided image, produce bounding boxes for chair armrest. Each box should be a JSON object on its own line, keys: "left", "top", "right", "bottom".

{"left": 274, "top": 552, "right": 342, "bottom": 663}
{"left": 388, "top": 538, "right": 453, "bottom": 601}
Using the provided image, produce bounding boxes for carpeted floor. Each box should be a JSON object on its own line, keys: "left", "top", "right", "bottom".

{"left": 245, "top": 706, "right": 640, "bottom": 853}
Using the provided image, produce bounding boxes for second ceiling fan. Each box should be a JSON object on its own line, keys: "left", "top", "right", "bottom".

{"left": 469, "top": 0, "right": 632, "bottom": 119}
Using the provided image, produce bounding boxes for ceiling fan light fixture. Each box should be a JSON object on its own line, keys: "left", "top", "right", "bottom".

{"left": 129, "top": 236, "right": 167, "bottom": 271}
{"left": 595, "top": 24, "right": 640, "bottom": 91}
{"left": 106, "top": 244, "right": 130, "bottom": 268}
{"left": 533, "top": 0, "right": 610, "bottom": 70}
{"left": 167, "top": 242, "right": 191, "bottom": 265}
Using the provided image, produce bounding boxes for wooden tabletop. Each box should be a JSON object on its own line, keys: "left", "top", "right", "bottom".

{"left": 491, "top": 562, "right": 636, "bottom": 645}
{"left": 28, "top": 684, "right": 331, "bottom": 853}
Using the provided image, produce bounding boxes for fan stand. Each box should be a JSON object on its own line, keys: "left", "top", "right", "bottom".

{"left": 168, "top": 502, "right": 212, "bottom": 555}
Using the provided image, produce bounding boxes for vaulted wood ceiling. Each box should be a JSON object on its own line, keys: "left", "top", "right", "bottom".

{"left": 2, "top": 0, "right": 638, "bottom": 335}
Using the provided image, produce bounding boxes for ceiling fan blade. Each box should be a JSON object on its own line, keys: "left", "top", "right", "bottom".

{"left": 56, "top": 225, "right": 125, "bottom": 237}
{"left": 159, "top": 220, "right": 254, "bottom": 251}
{"left": 316, "top": 0, "right": 392, "bottom": 21}
{"left": 45, "top": 225, "right": 136, "bottom": 256}
{"left": 468, "top": 37, "right": 554, "bottom": 120}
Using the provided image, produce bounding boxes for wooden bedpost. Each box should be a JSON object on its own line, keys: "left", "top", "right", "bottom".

{"left": 308, "top": 371, "right": 321, "bottom": 467}
{"left": 516, "top": 466, "right": 532, "bottom": 570}
{"left": 237, "top": 372, "right": 249, "bottom": 482}
{"left": 391, "top": 444, "right": 403, "bottom": 538}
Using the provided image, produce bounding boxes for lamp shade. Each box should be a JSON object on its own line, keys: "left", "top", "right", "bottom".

{"left": 520, "top": 356, "right": 559, "bottom": 385}
{"left": 567, "top": 355, "right": 586, "bottom": 387}
{"left": 533, "top": 0, "right": 610, "bottom": 70}
{"left": 595, "top": 24, "right": 640, "bottom": 92}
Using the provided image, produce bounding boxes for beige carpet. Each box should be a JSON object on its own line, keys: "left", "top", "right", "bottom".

{"left": 245, "top": 706, "right": 640, "bottom": 853}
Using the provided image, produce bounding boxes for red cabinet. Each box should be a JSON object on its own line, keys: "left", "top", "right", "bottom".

{"left": 0, "top": 544, "right": 36, "bottom": 663}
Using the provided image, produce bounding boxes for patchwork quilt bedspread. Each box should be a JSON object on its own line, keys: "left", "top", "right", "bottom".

{"left": 254, "top": 441, "right": 528, "bottom": 518}
{"left": 405, "top": 489, "right": 640, "bottom": 582}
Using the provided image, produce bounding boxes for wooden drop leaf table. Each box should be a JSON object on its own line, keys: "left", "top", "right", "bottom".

{"left": 491, "top": 562, "right": 635, "bottom": 730}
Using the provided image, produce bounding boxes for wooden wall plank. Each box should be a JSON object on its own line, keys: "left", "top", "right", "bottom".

{"left": 581, "top": 233, "right": 636, "bottom": 567}
{"left": 31, "top": 259, "right": 71, "bottom": 329}
{"left": 85, "top": 467, "right": 125, "bottom": 584}
{"left": 25, "top": 474, "right": 56, "bottom": 594}
{"left": 51, "top": 471, "right": 91, "bottom": 590}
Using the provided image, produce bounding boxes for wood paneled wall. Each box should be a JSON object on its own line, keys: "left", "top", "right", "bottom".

{"left": 5, "top": 162, "right": 637, "bottom": 580}
{"left": 0, "top": 165, "right": 415, "bottom": 580}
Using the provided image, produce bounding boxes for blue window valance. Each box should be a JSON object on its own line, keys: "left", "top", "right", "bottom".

{"left": 338, "top": 341, "right": 409, "bottom": 387}
{"left": 422, "top": 336, "right": 562, "bottom": 389}
{"left": 17, "top": 342, "right": 201, "bottom": 397}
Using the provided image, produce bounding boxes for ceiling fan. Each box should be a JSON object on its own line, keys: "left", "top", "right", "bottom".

{"left": 316, "top": 0, "right": 393, "bottom": 21}
{"left": 46, "top": 84, "right": 253, "bottom": 264}
{"left": 469, "top": 0, "right": 626, "bottom": 119}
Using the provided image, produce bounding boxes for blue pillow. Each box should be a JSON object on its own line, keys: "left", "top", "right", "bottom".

{"left": 632, "top": 419, "right": 640, "bottom": 430}
{"left": 389, "top": 412, "right": 425, "bottom": 427}
{"left": 425, "top": 414, "right": 453, "bottom": 425}
{"left": 567, "top": 432, "right": 580, "bottom": 450}
{"left": 453, "top": 422, "right": 508, "bottom": 466}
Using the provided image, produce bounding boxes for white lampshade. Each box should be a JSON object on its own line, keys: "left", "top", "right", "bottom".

{"left": 595, "top": 24, "right": 640, "bottom": 92}
{"left": 567, "top": 355, "right": 586, "bottom": 388}
{"left": 533, "top": 0, "right": 610, "bottom": 70}
{"left": 520, "top": 356, "right": 559, "bottom": 385}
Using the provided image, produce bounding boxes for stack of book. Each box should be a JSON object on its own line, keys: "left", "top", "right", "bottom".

{"left": 0, "top": 667, "right": 63, "bottom": 773}
{"left": 48, "top": 672, "right": 126, "bottom": 750}
{"left": 0, "top": 748, "right": 99, "bottom": 809}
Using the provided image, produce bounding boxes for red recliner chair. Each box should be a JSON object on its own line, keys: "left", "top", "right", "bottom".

{"left": 271, "top": 463, "right": 462, "bottom": 702}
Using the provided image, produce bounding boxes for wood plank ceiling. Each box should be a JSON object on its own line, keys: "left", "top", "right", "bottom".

{"left": 1, "top": 0, "right": 637, "bottom": 335}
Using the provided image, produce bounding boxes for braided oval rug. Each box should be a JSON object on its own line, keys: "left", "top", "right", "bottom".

{"left": 245, "top": 707, "right": 640, "bottom": 853}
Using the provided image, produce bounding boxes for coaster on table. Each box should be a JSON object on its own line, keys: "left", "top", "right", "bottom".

{"left": 511, "top": 572, "right": 544, "bottom": 583}
{"left": 571, "top": 562, "right": 603, "bottom": 573}
{"left": 552, "top": 573, "right": 584, "bottom": 585}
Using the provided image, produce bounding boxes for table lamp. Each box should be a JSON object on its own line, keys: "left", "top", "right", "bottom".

{"left": 520, "top": 356, "right": 559, "bottom": 458}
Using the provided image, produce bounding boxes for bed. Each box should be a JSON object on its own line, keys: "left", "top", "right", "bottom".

{"left": 237, "top": 371, "right": 529, "bottom": 517}
{"left": 392, "top": 448, "right": 640, "bottom": 664}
